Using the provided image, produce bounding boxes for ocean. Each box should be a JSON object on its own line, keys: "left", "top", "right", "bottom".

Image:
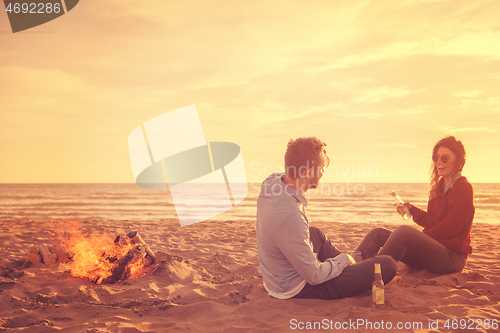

{"left": 0, "top": 183, "right": 499, "bottom": 225}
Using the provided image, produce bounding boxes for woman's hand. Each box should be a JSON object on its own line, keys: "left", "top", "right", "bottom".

{"left": 394, "top": 201, "right": 413, "bottom": 219}
{"left": 394, "top": 201, "right": 413, "bottom": 210}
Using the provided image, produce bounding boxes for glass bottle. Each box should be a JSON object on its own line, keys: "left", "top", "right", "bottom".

{"left": 392, "top": 190, "right": 412, "bottom": 220}
{"left": 372, "top": 263, "right": 384, "bottom": 307}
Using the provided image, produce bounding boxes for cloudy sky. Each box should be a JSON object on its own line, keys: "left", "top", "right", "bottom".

{"left": 1, "top": 0, "right": 499, "bottom": 183}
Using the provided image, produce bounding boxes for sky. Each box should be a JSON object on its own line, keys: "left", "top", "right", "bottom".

{"left": 1, "top": 0, "right": 499, "bottom": 184}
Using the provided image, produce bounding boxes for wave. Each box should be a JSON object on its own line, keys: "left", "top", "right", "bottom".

{"left": 0, "top": 202, "right": 175, "bottom": 208}
{"left": 0, "top": 195, "right": 45, "bottom": 200}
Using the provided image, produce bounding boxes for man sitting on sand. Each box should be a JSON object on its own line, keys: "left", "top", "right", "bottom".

{"left": 256, "top": 137, "right": 397, "bottom": 300}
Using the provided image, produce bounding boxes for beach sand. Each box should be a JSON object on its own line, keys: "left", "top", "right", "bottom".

{"left": 1, "top": 219, "right": 499, "bottom": 332}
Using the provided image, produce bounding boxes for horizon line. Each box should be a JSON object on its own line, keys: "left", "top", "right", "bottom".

{"left": 1, "top": 182, "right": 499, "bottom": 185}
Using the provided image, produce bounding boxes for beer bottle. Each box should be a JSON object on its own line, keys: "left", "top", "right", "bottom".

{"left": 392, "top": 190, "right": 412, "bottom": 219}
{"left": 372, "top": 263, "right": 384, "bottom": 307}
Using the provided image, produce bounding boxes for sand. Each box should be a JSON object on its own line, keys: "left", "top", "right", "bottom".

{"left": 0, "top": 219, "right": 499, "bottom": 332}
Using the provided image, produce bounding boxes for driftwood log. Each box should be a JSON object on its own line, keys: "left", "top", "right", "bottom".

{"left": 22, "top": 246, "right": 42, "bottom": 268}
{"left": 48, "top": 245, "right": 70, "bottom": 264}
{"left": 38, "top": 244, "right": 57, "bottom": 265}
{"left": 126, "top": 231, "right": 158, "bottom": 264}
{"left": 23, "top": 244, "right": 69, "bottom": 268}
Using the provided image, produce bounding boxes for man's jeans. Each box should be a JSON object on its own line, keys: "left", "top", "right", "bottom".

{"left": 293, "top": 227, "right": 398, "bottom": 300}
{"left": 355, "top": 225, "right": 466, "bottom": 274}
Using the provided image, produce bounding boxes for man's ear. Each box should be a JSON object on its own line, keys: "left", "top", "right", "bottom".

{"left": 305, "top": 168, "right": 314, "bottom": 179}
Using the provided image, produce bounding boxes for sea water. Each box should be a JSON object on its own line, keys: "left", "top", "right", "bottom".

{"left": 0, "top": 183, "right": 498, "bottom": 225}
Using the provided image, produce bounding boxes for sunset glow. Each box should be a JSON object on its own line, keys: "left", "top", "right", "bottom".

{"left": 1, "top": 0, "right": 499, "bottom": 183}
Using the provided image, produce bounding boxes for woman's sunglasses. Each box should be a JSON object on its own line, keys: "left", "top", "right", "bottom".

{"left": 432, "top": 155, "right": 449, "bottom": 163}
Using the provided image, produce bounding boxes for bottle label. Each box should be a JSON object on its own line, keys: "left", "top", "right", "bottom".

{"left": 372, "top": 286, "right": 384, "bottom": 305}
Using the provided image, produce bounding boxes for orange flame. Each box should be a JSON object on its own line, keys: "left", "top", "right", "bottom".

{"left": 56, "top": 221, "right": 155, "bottom": 284}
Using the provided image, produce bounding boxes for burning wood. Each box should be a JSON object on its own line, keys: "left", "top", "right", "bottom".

{"left": 94, "top": 231, "right": 159, "bottom": 284}
{"left": 23, "top": 230, "right": 159, "bottom": 284}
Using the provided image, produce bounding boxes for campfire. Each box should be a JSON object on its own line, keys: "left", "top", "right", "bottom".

{"left": 23, "top": 228, "right": 159, "bottom": 284}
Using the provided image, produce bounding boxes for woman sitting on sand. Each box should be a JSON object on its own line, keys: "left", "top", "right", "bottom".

{"left": 352, "top": 136, "right": 474, "bottom": 274}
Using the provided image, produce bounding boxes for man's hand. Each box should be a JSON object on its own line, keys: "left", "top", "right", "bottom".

{"left": 346, "top": 254, "right": 356, "bottom": 265}
{"left": 350, "top": 251, "right": 363, "bottom": 263}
